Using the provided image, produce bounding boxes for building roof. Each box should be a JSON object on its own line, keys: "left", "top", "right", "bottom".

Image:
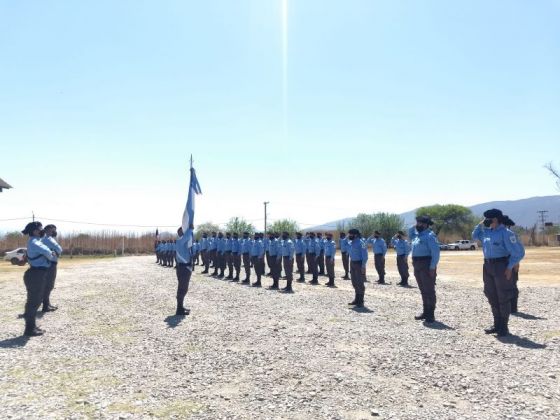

{"left": 0, "top": 177, "right": 13, "bottom": 192}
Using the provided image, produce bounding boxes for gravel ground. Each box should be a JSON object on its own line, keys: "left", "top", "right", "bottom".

{"left": 1, "top": 256, "right": 559, "bottom": 419}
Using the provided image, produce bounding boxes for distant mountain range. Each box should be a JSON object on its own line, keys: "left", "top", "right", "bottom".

{"left": 308, "top": 195, "right": 560, "bottom": 231}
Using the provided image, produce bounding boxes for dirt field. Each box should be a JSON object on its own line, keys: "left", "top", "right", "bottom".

{"left": 0, "top": 251, "right": 559, "bottom": 419}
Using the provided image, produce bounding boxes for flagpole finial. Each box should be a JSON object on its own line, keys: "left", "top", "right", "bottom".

{"left": 190, "top": 155, "right": 193, "bottom": 169}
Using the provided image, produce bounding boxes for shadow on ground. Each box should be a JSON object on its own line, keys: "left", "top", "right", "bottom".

{"left": 511, "top": 312, "right": 546, "bottom": 321}
{"left": 0, "top": 335, "right": 30, "bottom": 348}
{"left": 498, "top": 334, "right": 546, "bottom": 349}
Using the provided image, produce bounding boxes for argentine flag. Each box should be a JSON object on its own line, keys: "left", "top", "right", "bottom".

{"left": 181, "top": 165, "right": 202, "bottom": 249}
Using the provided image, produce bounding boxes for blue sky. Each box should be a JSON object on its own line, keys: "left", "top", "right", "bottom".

{"left": 1, "top": 0, "right": 559, "bottom": 233}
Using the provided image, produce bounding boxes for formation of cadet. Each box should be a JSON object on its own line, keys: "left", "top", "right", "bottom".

{"left": 20, "top": 222, "right": 63, "bottom": 337}
{"left": 155, "top": 239, "right": 177, "bottom": 267}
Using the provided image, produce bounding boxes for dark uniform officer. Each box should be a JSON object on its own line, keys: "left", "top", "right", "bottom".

{"left": 174, "top": 226, "right": 194, "bottom": 316}
{"left": 339, "top": 232, "right": 350, "bottom": 279}
{"left": 503, "top": 216, "right": 521, "bottom": 314}
{"left": 391, "top": 231, "right": 411, "bottom": 286}
{"left": 409, "top": 216, "right": 440, "bottom": 323}
{"left": 21, "top": 222, "right": 56, "bottom": 336}
{"left": 294, "top": 232, "right": 306, "bottom": 282}
{"left": 155, "top": 240, "right": 161, "bottom": 264}
{"left": 472, "top": 209, "right": 525, "bottom": 336}
{"left": 41, "top": 224, "right": 63, "bottom": 312}
{"left": 347, "top": 229, "right": 368, "bottom": 308}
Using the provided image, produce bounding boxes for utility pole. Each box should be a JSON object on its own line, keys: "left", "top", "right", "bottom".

{"left": 264, "top": 201, "right": 269, "bottom": 234}
{"left": 537, "top": 210, "right": 548, "bottom": 245}
{"left": 32, "top": 211, "right": 35, "bottom": 222}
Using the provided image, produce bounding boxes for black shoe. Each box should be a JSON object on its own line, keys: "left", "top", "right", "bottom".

{"left": 24, "top": 327, "right": 44, "bottom": 337}
{"left": 226, "top": 275, "right": 233, "bottom": 280}
{"left": 348, "top": 293, "right": 358, "bottom": 305}
{"left": 308, "top": 280, "right": 319, "bottom": 285}
{"left": 377, "top": 280, "right": 386, "bottom": 284}
{"left": 42, "top": 305, "right": 58, "bottom": 312}
{"left": 497, "top": 327, "right": 510, "bottom": 337}
{"left": 201, "top": 270, "right": 209, "bottom": 274}
{"left": 241, "top": 279, "right": 250, "bottom": 284}
{"left": 281, "top": 286, "right": 293, "bottom": 293}
{"left": 297, "top": 278, "right": 305, "bottom": 283}
{"left": 414, "top": 306, "right": 427, "bottom": 320}
{"left": 355, "top": 294, "right": 364, "bottom": 308}
{"left": 325, "top": 282, "right": 336, "bottom": 288}
{"left": 424, "top": 306, "right": 435, "bottom": 323}
{"left": 218, "top": 274, "right": 225, "bottom": 279}
{"left": 175, "top": 307, "right": 190, "bottom": 316}
{"left": 484, "top": 325, "right": 498, "bottom": 334}
{"left": 231, "top": 278, "right": 239, "bottom": 282}
{"left": 268, "top": 285, "right": 279, "bottom": 290}
{"left": 252, "top": 282, "right": 262, "bottom": 287}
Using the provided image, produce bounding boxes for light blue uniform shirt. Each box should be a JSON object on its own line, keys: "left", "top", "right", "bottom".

{"left": 348, "top": 238, "right": 368, "bottom": 267}
{"left": 224, "top": 238, "right": 233, "bottom": 252}
{"left": 339, "top": 238, "right": 349, "bottom": 253}
{"left": 268, "top": 238, "right": 279, "bottom": 256}
{"left": 307, "top": 238, "right": 319, "bottom": 254}
{"left": 408, "top": 227, "right": 440, "bottom": 270}
{"left": 208, "top": 237, "right": 217, "bottom": 251}
{"left": 27, "top": 237, "right": 55, "bottom": 268}
{"left": 324, "top": 240, "right": 336, "bottom": 258}
{"left": 200, "top": 238, "right": 208, "bottom": 251}
{"left": 242, "top": 238, "right": 252, "bottom": 253}
{"left": 472, "top": 224, "right": 525, "bottom": 269}
{"left": 367, "top": 237, "right": 387, "bottom": 255}
{"left": 294, "top": 238, "right": 306, "bottom": 255}
{"left": 318, "top": 238, "right": 325, "bottom": 252}
{"left": 231, "top": 238, "right": 241, "bottom": 253}
{"left": 280, "top": 239, "right": 295, "bottom": 259}
{"left": 217, "top": 237, "right": 226, "bottom": 254}
{"left": 391, "top": 238, "right": 411, "bottom": 256}
{"left": 175, "top": 230, "right": 193, "bottom": 264}
{"left": 251, "top": 239, "right": 265, "bottom": 257}
{"left": 41, "top": 235, "right": 63, "bottom": 263}
{"left": 263, "top": 237, "right": 270, "bottom": 253}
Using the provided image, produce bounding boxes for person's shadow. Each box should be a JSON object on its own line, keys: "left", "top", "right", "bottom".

{"left": 0, "top": 335, "right": 30, "bottom": 348}
{"left": 164, "top": 315, "right": 185, "bottom": 329}
{"left": 423, "top": 321, "right": 455, "bottom": 330}
{"left": 511, "top": 312, "right": 546, "bottom": 321}
{"left": 498, "top": 334, "right": 546, "bottom": 349}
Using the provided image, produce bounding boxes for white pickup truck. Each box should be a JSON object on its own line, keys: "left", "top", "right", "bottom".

{"left": 447, "top": 240, "right": 478, "bottom": 251}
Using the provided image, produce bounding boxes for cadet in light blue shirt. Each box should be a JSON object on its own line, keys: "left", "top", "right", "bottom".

{"left": 347, "top": 229, "right": 368, "bottom": 308}
{"left": 306, "top": 233, "right": 320, "bottom": 284}
{"left": 339, "top": 232, "right": 350, "bottom": 280}
{"left": 251, "top": 233, "right": 265, "bottom": 287}
{"left": 294, "top": 232, "right": 306, "bottom": 282}
{"left": 41, "top": 224, "right": 63, "bottom": 312}
{"left": 409, "top": 216, "right": 440, "bottom": 323}
{"left": 278, "top": 232, "right": 295, "bottom": 292}
{"left": 472, "top": 208, "right": 526, "bottom": 337}
{"left": 241, "top": 232, "right": 253, "bottom": 283}
{"left": 267, "top": 234, "right": 281, "bottom": 288}
{"left": 316, "top": 233, "right": 326, "bottom": 276}
{"left": 224, "top": 232, "right": 234, "bottom": 280}
{"left": 324, "top": 233, "right": 337, "bottom": 287}
{"left": 21, "top": 222, "right": 56, "bottom": 337}
{"left": 174, "top": 227, "right": 194, "bottom": 316}
{"left": 214, "top": 233, "right": 226, "bottom": 278}
{"left": 230, "top": 233, "right": 242, "bottom": 281}
{"left": 367, "top": 231, "right": 387, "bottom": 284}
{"left": 391, "top": 231, "right": 411, "bottom": 286}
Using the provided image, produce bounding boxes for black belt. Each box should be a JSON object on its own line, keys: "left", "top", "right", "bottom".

{"left": 341, "top": 252, "right": 347, "bottom": 254}
{"left": 242, "top": 252, "right": 250, "bottom": 255}
{"left": 374, "top": 253, "right": 384, "bottom": 256}
{"left": 397, "top": 254, "right": 407, "bottom": 257}
{"left": 176, "top": 262, "right": 192, "bottom": 267}
{"left": 485, "top": 256, "right": 508, "bottom": 263}
{"left": 351, "top": 260, "right": 362, "bottom": 264}
{"left": 51, "top": 261, "right": 58, "bottom": 265}
{"left": 412, "top": 256, "right": 431, "bottom": 261}
{"left": 29, "top": 266, "right": 48, "bottom": 270}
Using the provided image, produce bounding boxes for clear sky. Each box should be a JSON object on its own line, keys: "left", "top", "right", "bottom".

{"left": 1, "top": 0, "right": 559, "bottom": 234}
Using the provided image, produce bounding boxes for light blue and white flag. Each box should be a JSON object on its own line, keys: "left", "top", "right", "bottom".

{"left": 181, "top": 161, "right": 202, "bottom": 248}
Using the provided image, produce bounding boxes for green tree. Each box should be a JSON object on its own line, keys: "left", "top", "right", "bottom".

{"left": 415, "top": 204, "right": 477, "bottom": 238}
{"left": 225, "top": 217, "right": 255, "bottom": 235}
{"left": 347, "top": 213, "right": 404, "bottom": 241}
{"left": 194, "top": 222, "right": 220, "bottom": 240}
{"left": 267, "top": 219, "right": 300, "bottom": 236}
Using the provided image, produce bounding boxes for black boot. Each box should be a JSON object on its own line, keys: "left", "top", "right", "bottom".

{"left": 252, "top": 280, "right": 262, "bottom": 287}
{"left": 325, "top": 280, "right": 336, "bottom": 288}
{"left": 497, "top": 315, "right": 510, "bottom": 337}
{"left": 24, "top": 320, "right": 44, "bottom": 337}
{"left": 176, "top": 307, "right": 190, "bottom": 316}
{"left": 348, "top": 292, "right": 358, "bottom": 305}
{"left": 268, "top": 280, "right": 279, "bottom": 290}
{"left": 511, "top": 298, "right": 518, "bottom": 314}
{"left": 424, "top": 306, "right": 435, "bottom": 323}
{"left": 414, "top": 305, "right": 427, "bottom": 320}
{"left": 282, "top": 280, "right": 294, "bottom": 293}
{"left": 484, "top": 313, "right": 500, "bottom": 334}
{"left": 355, "top": 293, "right": 364, "bottom": 308}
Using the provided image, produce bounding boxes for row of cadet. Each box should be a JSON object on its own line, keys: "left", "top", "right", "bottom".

{"left": 160, "top": 210, "right": 525, "bottom": 338}
{"left": 156, "top": 230, "right": 412, "bottom": 286}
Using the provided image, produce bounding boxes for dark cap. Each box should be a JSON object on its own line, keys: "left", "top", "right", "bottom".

{"left": 22, "top": 221, "right": 42, "bottom": 235}
{"left": 397, "top": 231, "right": 405, "bottom": 235}
{"left": 416, "top": 216, "right": 434, "bottom": 226}
{"left": 44, "top": 224, "right": 56, "bottom": 230}
{"left": 502, "top": 215, "right": 515, "bottom": 227}
{"left": 348, "top": 228, "right": 360, "bottom": 235}
{"left": 374, "top": 230, "right": 381, "bottom": 235}
{"left": 483, "top": 208, "right": 503, "bottom": 219}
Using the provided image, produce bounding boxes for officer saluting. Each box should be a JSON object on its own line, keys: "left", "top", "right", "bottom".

{"left": 21, "top": 222, "right": 56, "bottom": 337}
{"left": 41, "top": 224, "right": 63, "bottom": 312}
{"left": 347, "top": 228, "right": 368, "bottom": 308}
{"left": 174, "top": 226, "right": 194, "bottom": 316}
{"left": 409, "top": 216, "right": 440, "bottom": 323}
{"left": 503, "top": 216, "right": 521, "bottom": 314}
{"left": 472, "top": 209, "right": 525, "bottom": 337}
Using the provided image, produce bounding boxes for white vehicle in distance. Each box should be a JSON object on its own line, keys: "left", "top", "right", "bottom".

{"left": 448, "top": 240, "right": 478, "bottom": 251}
{"left": 3, "top": 248, "right": 27, "bottom": 265}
